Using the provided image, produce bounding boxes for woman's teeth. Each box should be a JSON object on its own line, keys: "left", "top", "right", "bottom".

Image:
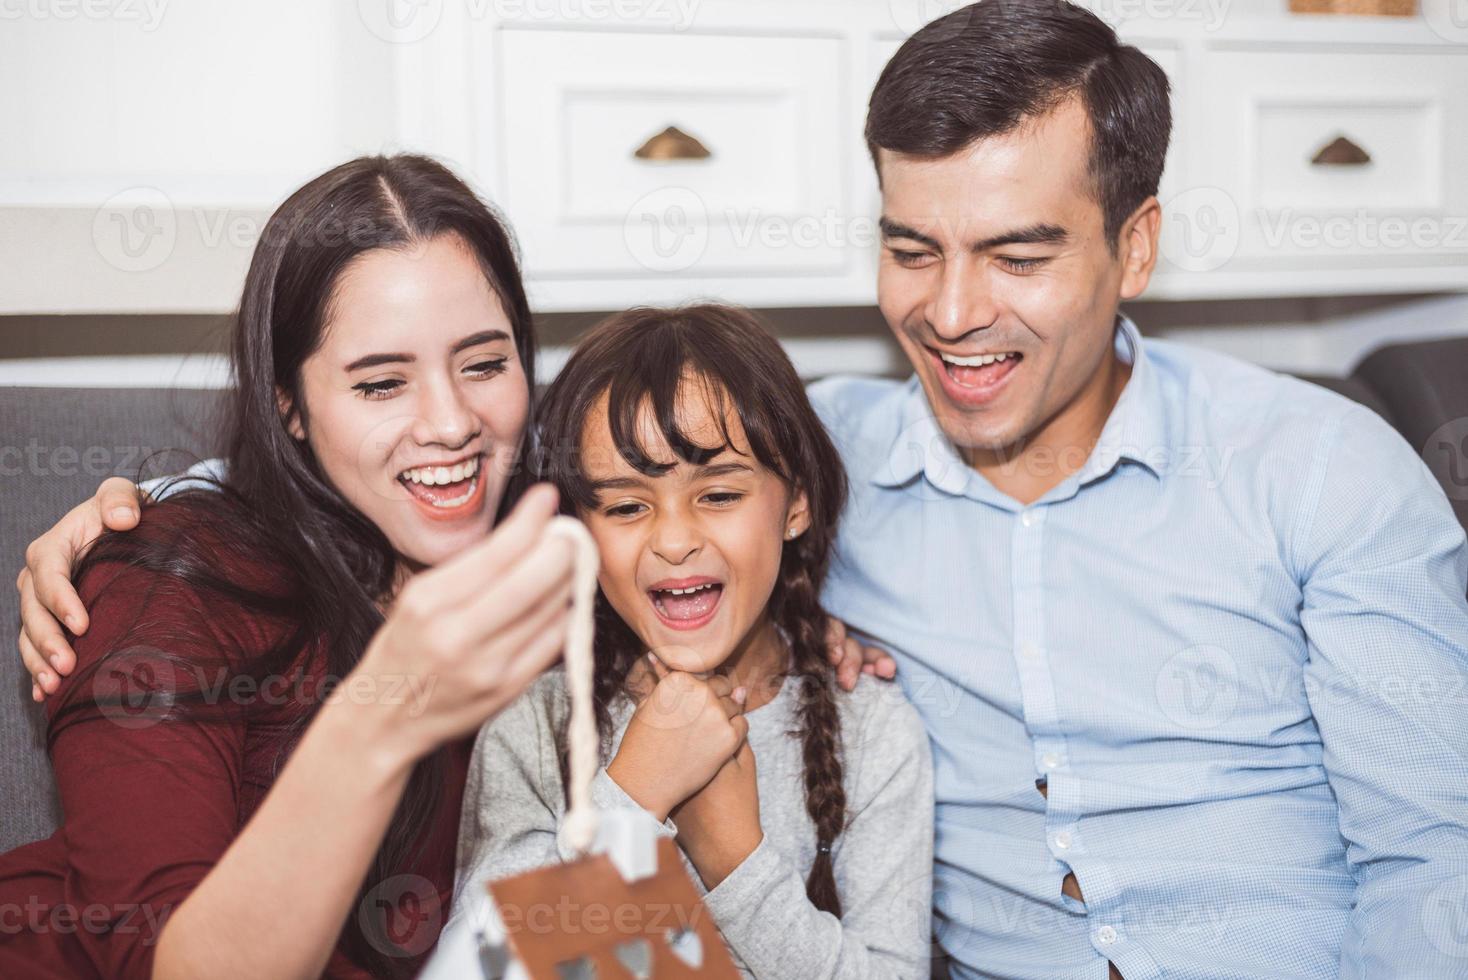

{"left": 401, "top": 456, "right": 479, "bottom": 486}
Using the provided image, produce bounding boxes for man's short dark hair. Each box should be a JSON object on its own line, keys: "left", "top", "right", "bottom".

{"left": 866, "top": 0, "right": 1172, "bottom": 252}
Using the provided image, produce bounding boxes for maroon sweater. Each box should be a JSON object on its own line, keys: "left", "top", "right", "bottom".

{"left": 0, "top": 501, "right": 471, "bottom": 978}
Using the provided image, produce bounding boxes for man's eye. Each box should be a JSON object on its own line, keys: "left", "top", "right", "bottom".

{"left": 890, "top": 249, "right": 932, "bottom": 268}
{"left": 999, "top": 256, "right": 1046, "bottom": 273}
{"left": 465, "top": 358, "right": 508, "bottom": 379}
{"left": 352, "top": 379, "right": 403, "bottom": 399}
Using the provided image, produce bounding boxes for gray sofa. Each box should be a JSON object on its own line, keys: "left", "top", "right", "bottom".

{"left": 4, "top": 338, "right": 1468, "bottom": 854}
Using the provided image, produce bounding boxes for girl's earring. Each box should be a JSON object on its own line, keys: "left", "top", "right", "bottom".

{"left": 787, "top": 527, "right": 798, "bottom": 539}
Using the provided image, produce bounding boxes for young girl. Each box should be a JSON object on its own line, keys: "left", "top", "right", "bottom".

{"left": 0, "top": 155, "right": 580, "bottom": 978}
{"left": 450, "top": 306, "right": 934, "bottom": 978}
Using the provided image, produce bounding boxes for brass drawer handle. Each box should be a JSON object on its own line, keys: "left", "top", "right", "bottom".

{"left": 634, "top": 125, "right": 712, "bottom": 161}
{"left": 1311, "top": 134, "right": 1372, "bottom": 166}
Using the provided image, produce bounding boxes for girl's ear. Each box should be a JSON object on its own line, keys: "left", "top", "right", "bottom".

{"left": 784, "top": 487, "right": 812, "bottom": 540}
{"left": 276, "top": 386, "right": 306, "bottom": 441}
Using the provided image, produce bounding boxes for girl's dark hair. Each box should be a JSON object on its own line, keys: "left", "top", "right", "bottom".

{"left": 52, "top": 154, "right": 535, "bottom": 976}
{"left": 865, "top": 0, "right": 1171, "bottom": 252}
{"left": 535, "top": 305, "right": 850, "bottom": 916}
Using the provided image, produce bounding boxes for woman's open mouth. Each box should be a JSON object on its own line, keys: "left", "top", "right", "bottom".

{"left": 931, "top": 347, "right": 1023, "bottom": 408}
{"left": 398, "top": 455, "right": 487, "bottom": 522}
{"left": 647, "top": 577, "right": 724, "bottom": 632}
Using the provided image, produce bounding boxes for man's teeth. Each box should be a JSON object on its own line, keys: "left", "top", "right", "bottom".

{"left": 939, "top": 351, "right": 1016, "bottom": 367}
{"left": 401, "top": 457, "right": 480, "bottom": 486}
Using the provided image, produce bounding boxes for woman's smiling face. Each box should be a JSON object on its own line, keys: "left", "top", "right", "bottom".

{"left": 286, "top": 232, "right": 531, "bottom": 570}
{"left": 577, "top": 376, "right": 809, "bottom": 673}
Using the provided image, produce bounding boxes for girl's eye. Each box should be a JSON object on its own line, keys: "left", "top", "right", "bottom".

{"left": 999, "top": 256, "right": 1046, "bottom": 273}
{"left": 352, "top": 379, "right": 403, "bottom": 400}
{"left": 605, "top": 502, "right": 645, "bottom": 518}
{"left": 465, "top": 358, "right": 508, "bottom": 379}
{"left": 702, "top": 492, "right": 744, "bottom": 506}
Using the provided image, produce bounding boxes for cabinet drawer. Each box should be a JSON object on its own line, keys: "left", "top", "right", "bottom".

{"left": 1191, "top": 47, "right": 1468, "bottom": 263}
{"left": 496, "top": 29, "right": 847, "bottom": 279}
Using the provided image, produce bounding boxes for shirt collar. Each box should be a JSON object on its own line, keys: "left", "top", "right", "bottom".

{"left": 870, "top": 314, "right": 1168, "bottom": 495}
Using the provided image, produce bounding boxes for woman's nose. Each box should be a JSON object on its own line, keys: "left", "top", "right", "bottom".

{"left": 414, "top": 379, "right": 478, "bottom": 448}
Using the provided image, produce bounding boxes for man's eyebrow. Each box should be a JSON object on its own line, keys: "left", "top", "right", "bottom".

{"left": 344, "top": 329, "right": 512, "bottom": 372}
{"left": 880, "top": 217, "right": 1070, "bottom": 254}
{"left": 880, "top": 217, "right": 942, "bottom": 250}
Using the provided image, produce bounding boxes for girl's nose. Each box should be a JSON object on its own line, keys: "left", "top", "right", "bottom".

{"left": 649, "top": 511, "right": 701, "bottom": 565}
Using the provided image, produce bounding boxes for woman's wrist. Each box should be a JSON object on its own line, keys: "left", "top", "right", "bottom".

{"left": 313, "top": 686, "right": 423, "bottom": 788}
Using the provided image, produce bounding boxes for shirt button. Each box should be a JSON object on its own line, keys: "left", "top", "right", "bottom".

{"left": 1097, "top": 925, "right": 1118, "bottom": 945}
{"left": 1042, "top": 752, "right": 1061, "bottom": 770}
{"left": 1020, "top": 509, "right": 1036, "bottom": 527}
{"left": 1053, "top": 832, "right": 1072, "bottom": 850}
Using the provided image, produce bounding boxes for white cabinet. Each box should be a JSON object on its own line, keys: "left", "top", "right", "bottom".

{"left": 1, "top": 0, "right": 1465, "bottom": 314}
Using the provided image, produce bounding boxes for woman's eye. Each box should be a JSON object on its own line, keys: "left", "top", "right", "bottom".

{"left": 352, "top": 379, "right": 403, "bottom": 400}
{"left": 465, "top": 358, "right": 508, "bottom": 379}
{"left": 702, "top": 492, "right": 744, "bottom": 506}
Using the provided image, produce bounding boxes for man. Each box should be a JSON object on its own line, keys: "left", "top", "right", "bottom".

{"left": 807, "top": 2, "right": 1468, "bottom": 978}
{"left": 15, "top": 3, "right": 1468, "bottom": 978}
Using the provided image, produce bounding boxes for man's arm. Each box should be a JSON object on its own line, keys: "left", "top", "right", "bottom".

{"left": 1295, "top": 405, "right": 1468, "bottom": 979}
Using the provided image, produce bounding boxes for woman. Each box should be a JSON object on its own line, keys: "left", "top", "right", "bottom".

{"left": 0, "top": 154, "right": 579, "bottom": 978}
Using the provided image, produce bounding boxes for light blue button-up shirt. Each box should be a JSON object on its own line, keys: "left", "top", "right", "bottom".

{"left": 808, "top": 316, "right": 1468, "bottom": 980}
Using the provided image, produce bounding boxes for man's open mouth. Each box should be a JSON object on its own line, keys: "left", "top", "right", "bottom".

{"left": 936, "top": 348, "right": 1023, "bottom": 389}
{"left": 647, "top": 578, "right": 724, "bottom": 631}
{"left": 398, "top": 454, "right": 486, "bottom": 519}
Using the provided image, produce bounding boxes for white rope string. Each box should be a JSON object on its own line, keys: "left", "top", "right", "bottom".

{"left": 546, "top": 516, "right": 602, "bottom": 855}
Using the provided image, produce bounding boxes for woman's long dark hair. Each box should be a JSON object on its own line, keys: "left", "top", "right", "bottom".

{"left": 50, "top": 154, "right": 536, "bottom": 976}
{"left": 535, "top": 305, "right": 851, "bottom": 916}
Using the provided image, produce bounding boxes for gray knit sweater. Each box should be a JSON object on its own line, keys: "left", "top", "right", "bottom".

{"left": 449, "top": 667, "right": 935, "bottom": 979}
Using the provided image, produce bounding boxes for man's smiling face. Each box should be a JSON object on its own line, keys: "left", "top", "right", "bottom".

{"left": 876, "top": 95, "right": 1154, "bottom": 467}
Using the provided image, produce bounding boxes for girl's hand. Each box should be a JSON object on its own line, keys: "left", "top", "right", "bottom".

{"left": 342, "top": 484, "right": 578, "bottom": 770}
{"left": 606, "top": 656, "right": 749, "bottom": 821}
{"left": 670, "top": 739, "right": 762, "bottom": 890}
{"left": 18, "top": 476, "right": 144, "bottom": 700}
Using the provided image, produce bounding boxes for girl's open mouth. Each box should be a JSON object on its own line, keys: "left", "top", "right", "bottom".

{"left": 398, "top": 455, "right": 487, "bottom": 522}
{"left": 647, "top": 578, "right": 724, "bottom": 632}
